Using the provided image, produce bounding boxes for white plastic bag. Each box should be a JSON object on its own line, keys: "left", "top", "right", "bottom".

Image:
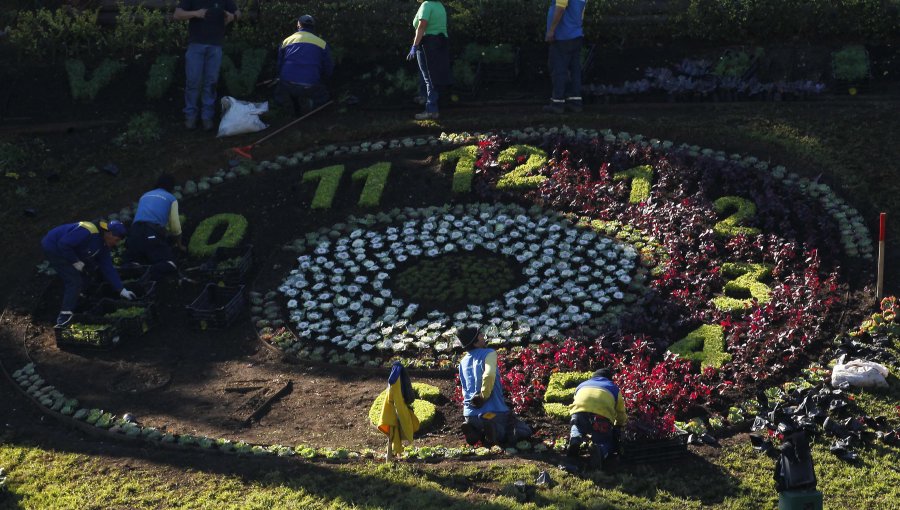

{"left": 831, "top": 359, "right": 889, "bottom": 389}
{"left": 216, "top": 96, "right": 269, "bottom": 138}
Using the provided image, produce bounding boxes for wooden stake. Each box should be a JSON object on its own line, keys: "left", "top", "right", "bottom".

{"left": 877, "top": 213, "right": 886, "bottom": 300}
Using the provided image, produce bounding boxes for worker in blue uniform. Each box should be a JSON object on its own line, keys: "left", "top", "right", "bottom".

{"left": 567, "top": 368, "right": 627, "bottom": 469}
{"left": 457, "top": 326, "right": 532, "bottom": 446}
{"left": 274, "top": 14, "right": 333, "bottom": 117}
{"left": 125, "top": 174, "right": 184, "bottom": 281}
{"left": 41, "top": 220, "right": 136, "bottom": 327}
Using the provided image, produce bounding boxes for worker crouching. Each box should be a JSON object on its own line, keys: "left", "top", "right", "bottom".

{"left": 567, "top": 368, "right": 627, "bottom": 470}
{"left": 275, "top": 14, "right": 333, "bottom": 117}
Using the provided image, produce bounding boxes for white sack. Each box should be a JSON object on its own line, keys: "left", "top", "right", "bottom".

{"left": 217, "top": 96, "right": 268, "bottom": 138}
{"left": 831, "top": 359, "right": 889, "bottom": 389}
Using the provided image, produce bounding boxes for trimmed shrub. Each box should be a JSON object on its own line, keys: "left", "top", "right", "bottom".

{"left": 188, "top": 213, "right": 249, "bottom": 259}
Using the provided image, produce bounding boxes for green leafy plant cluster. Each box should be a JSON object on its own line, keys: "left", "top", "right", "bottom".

{"left": 220, "top": 48, "right": 267, "bottom": 97}
{"left": 832, "top": 44, "right": 870, "bottom": 82}
{"left": 712, "top": 196, "right": 760, "bottom": 237}
{"left": 368, "top": 382, "right": 442, "bottom": 430}
{"left": 302, "top": 165, "right": 344, "bottom": 209}
{"left": 188, "top": 213, "right": 249, "bottom": 259}
{"left": 613, "top": 165, "right": 654, "bottom": 204}
{"left": 713, "top": 48, "right": 763, "bottom": 78}
{"left": 542, "top": 371, "right": 593, "bottom": 420}
{"left": 495, "top": 145, "right": 548, "bottom": 190}
{"left": 113, "top": 112, "right": 162, "bottom": 146}
{"left": 64, "top": 323, "right": 113, "bottom": 346}
{"left": 65, "top": 58, "right": 126, "bottom": 102}
{"left": 9, "top": 8, "right": 103, "bottom": 62}
{"left": 352, "top": 163, "right": 391, "bottom": 207}
{"left": 146, "top": 54, "right": 179, "bottom": 99}
{"left": 108, "top": 4, "right": 186, "bottom": 57}
{"left": 440, "top": 145, "right": 479, "bottom": 193}
{"left": 393, "top": 253, "right": 517, "bottom": 306}
{"left": 668, "top": 324, "right": 731, "bottom": 370}
{"left": 359, "top": 67, "right": 419, "bottom": 98}
{"left": 712, "top": 262, "right": 772, "bottom": 311}
{"left": 851, "top": 296, "right": 899, "bottom": 338}
{"left": 102, "top": 307, "right": 145, "bottom": 320}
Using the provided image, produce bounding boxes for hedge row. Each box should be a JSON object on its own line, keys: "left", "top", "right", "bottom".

{"left": 8, "top": 0, "right": 899, "bottom": 64}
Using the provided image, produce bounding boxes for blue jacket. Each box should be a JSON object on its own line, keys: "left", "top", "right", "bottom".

{"left": 547, "top": 0, "right": 587, "bottom": 41}
{"left": 459, "top": 348, "right": 509, "bottom": 416}
{"left": 277, "top": 29, "right": 334, "bottom": 86}
{"left": 134, "top": 188, "right": 181, "bottom": 235}
{"left": 41, "top": 222, "right": 123, "bottom": 291}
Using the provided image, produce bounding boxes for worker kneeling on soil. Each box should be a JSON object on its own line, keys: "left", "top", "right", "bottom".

{"left": 41, "top": 220, "right": 136, "bottom": 327}
{"left": 457, "top": 326, "right": 532, "bottom": 446}
{"left": 274, "top": 14, "right": 333, "bottom": 117}
{"left": 567, "top": 368, "right": 627, "bottom": 469}
{"left": 124, "top": 174, "right": 184, "bottom": 281}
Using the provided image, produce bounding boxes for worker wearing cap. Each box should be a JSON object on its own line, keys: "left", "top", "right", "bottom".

{"left": 274, "top": 14, "right": 333, "bottom": 117}
{"left": 567, "top": 368, "right": 627, "bottom": 469}
{"left": 457, "top": 326, "right": 532, "bottom": 446}
{"left": 125, "top": 174, "right": 184, "bottom": 281}
{"left": 41, "top": 220, "right": 136, "bottom": 327}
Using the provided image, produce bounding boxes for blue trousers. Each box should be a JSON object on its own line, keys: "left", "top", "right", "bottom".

{"left": 464, "top": 412, "right": 533, "bottom": 445}
{"left": 124, "top": 222, "right": 177, "bottom": 281}
{"left": 184, "top": 43, "right": 223, "bottom": 121}
{"left": 569, "top": 412, "right": 617, "bottom": 459}
{"left": 45, "top": 252, "right": 86, "bottom": 312}
{"left": 548, "top": 37, "right": 583, "bottom": 102}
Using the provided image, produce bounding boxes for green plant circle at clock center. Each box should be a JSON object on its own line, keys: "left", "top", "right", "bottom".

{"left": 389, "top": 248, "right": 526, "bottom": 314}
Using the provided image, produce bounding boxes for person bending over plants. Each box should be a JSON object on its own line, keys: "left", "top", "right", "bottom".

{"left": 274, "top": 14, "right": 333, "bottom": 117}
{"left": 457, "top": 326, "right": 533, "bottom": 446}
{"left": 124, "top": 174, "right": 185, "bottom": 282}
{"left": 567, "top": 368, "right": 627, "bottom": 470}
{"left": 41, "top": 220, "right": 136, "bottom": 327}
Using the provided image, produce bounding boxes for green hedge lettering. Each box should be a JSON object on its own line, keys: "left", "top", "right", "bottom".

{"left": 712, "top": 262, "right": 772, "bottom": 311}
{"left": 668, "top": 324, "right": 731, "bottom": 370}
{"left": 302, "top": 165, "right": 345, "bottom": 209}
{"left": 188, "top": 213, "right": 249, "bottom": 259}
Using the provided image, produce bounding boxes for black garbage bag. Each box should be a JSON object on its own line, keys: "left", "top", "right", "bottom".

{"left": 774, "top": 430, "right": 817, "bottom": 493}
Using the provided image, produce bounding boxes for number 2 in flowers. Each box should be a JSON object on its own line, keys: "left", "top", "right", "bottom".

{"left": 496, "top": 145, "right": 548, "bottom": 190}
{"left": 713, "top": 196, "right": 760, "bottom": 237}
{"left": 613, "top": 165, "right": 654, "bottom": 204}
{"left": 712, "top": 262, "right": 772, "bottom": 312}
{"left": 439, "top": 145, "right": 479, "bottom": 193}
{"left": 668, "top": 324, "right": 731, "bottom": 370}
{"left": 352, "top": 162, "right": 391, "bottom": 207}
{"left": 302, "top": 165, "right": 345, "bottom": 209}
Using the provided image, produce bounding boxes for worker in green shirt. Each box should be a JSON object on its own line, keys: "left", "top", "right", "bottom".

{"left": 406, "top": 0, "right": 451, "bottom": 120}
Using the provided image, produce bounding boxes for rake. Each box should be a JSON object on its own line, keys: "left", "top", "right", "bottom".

{"left": 227, "top": 100, "right": 333, "bottom": 160}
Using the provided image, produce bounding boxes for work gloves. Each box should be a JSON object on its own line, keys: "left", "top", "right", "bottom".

{"left": 72, "top": 261, "right": 85, "bottom": 272}
{"left": 406, "top": 45, "right": 418, "bottom": 61}
{"left": 469, "top": 395, "right": 485, "bottom": 408}
{"left": 119, "top": 288, "right": 137, "bottom": 300}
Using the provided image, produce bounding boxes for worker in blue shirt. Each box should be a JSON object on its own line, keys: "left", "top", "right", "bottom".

{"left": 457, "top": 326, "right": 532, "bottom": 446}
{"left": 41, "top": 220, "right": 136, "bottom": 327}
{"left": 125, "top": 174, "right": 184, "bottom": 281}
{"left": 544, "top": 0, "right": 588, "bottom": 114}
{"left": 567, "top": 368, "right": 627, "bottom": 469}
{"left": 274, "top": 14, "right": 333, "bottom": 117}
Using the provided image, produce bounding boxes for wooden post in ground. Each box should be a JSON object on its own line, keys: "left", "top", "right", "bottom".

{"left": 877, "top": 213, "right": 886, "bottom": 300}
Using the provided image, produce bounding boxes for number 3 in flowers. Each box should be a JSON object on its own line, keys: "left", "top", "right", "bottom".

{"left": 712, "top": 262, "right": 772, "bottom": 312}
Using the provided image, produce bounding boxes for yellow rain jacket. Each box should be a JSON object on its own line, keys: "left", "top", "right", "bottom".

{"left": 377, "top": 363, "right": 420, "bottom": 455}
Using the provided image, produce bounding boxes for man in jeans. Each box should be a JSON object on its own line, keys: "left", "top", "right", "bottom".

{"left": 544, "top": 0, "right": 587, "bottom": 114}
{"left": 174, "top": 0, "right": 239, "bottom": 131}
{"left": 567, "top": 368, "right": 627, "bottom": 469}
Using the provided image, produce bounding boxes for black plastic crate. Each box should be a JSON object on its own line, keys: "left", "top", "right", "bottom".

{"left": 187, "top": 284, "right": 245, "bottom": 329}
{"left": 95, "top": 279, "right": 157, "bottom": 306}
{"left": 196, "top": 245, "right": 253, "bottom": 285}
{"left": 55, "top": 320, "right": 122, "bottom": 350}
{"left": 622, "top": 433, "right": 689, "bottom": 464}
{"left": 88, "top": 298, "right": 156, "bottom": 337}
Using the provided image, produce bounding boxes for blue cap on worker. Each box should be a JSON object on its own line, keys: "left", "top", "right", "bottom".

{"left": 105, "top": 220, "right": 127, "bottom": 238}
{"left": 298, "top": 14, "right": 315, "bottom": 28}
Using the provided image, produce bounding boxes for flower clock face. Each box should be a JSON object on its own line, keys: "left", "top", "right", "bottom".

{"left": 250, "top": 127, "right": 868, "bottom": 438}
{"left": 278, "top": 203, "right": 641, "bottom": 353}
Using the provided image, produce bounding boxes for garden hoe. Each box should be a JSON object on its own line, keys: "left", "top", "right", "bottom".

{"left": 227, "top": 100, "right": 333, "bottom": 160}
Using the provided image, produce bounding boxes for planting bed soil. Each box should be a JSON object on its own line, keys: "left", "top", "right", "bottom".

{"left": 0, "top": 124, "right": 880, "bottom": 461}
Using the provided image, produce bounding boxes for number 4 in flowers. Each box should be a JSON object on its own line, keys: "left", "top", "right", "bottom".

{"left": 668, "top": 324, "right": 731, "bottom": 370}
